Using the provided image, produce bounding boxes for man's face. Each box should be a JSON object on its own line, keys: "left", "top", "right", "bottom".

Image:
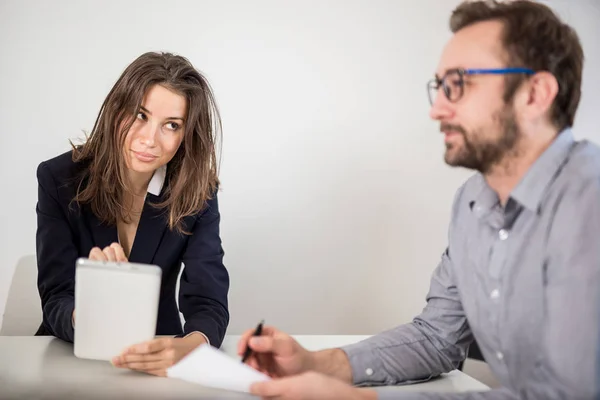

{"left": 429, "top": 20, "right": 522, "bottom": 174}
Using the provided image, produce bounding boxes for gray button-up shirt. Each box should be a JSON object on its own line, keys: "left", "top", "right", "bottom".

{"left": 342, "top": 129, "right": 600, "bottom": 399}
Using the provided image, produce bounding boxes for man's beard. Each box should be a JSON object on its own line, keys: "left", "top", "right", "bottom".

{"left": 442, "top": 105, "right": 521, "bottom": 174}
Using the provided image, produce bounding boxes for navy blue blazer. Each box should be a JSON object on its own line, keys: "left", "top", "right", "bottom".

{"left": 34, "top": 151, "right": 230, "bottom": 347}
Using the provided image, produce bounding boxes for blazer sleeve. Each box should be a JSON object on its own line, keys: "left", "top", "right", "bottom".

{"left": 178, "top": 193, "right": 230, "bottom": 348}
{"left": 36, "top": 161, "right": 78, "bottom": 342}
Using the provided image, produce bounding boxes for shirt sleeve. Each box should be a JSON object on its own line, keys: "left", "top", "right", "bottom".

{"left": 342, "top": 183, "right": 473, "bottom": 387}
{"left": 341, "top": 247, "right": 473, "bottom": 387}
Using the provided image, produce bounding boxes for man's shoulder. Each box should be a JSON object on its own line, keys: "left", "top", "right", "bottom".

{"left": 541, "top": 138, "right": 600, "bottom": 226}
{"left": 563, "top": 139, "right": 600, "bottom": 184}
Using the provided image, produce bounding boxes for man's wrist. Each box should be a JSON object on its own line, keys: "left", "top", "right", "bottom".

{"left": 312, "top": 348, "right": 353, "bottom": 383}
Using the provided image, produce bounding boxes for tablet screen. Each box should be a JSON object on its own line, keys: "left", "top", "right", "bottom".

{"left": 73, "top": 258, "right": 162, "bottom": 361}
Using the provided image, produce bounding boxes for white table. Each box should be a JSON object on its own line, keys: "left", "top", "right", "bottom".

{"left": 0, "top": 335, "right": 488, "bottom": 399}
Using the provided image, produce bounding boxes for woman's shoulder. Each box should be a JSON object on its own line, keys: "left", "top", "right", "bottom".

{"left": 37, "top": 149, "right": 89, "bottom": 190}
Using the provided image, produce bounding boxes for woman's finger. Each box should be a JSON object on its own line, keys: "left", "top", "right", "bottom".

{"left": 110, "top": 242, "right": 128, "bottom": 262}
{"left": 120, "top": 359, "right": 172, "bottom": 372}
{"left": 88, "top": 247, "right": 107, "bottom": 261}
{"left": 102, "top": 246, "right": 117, "bottom": 262}
{"left": 114, "top": 353, "right": 164, "bottom": 365}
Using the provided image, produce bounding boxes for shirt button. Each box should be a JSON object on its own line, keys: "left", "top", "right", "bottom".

{"left": 365, "top": 368, "right": 373, "bottom": 376}
{"left": 496, "top": 351, "right": 504, "bottom": 361}
{"left": 498, "top": 229, "right": 509, "bottom": 240}
{"left": 490, "top": 289, "right": 500, "bottom": 300}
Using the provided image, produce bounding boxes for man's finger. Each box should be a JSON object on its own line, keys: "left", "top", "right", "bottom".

{"left": 249, "top": 334, "right": 291, "bottom": 355}
{"left": 247, "top": 358, "right": 260, "bottom": 370}
{"left": 250, "top": 379, "right": 287, "bottom": 398}
{"left": 249, "top": 336, "right": 274, "bottom": 353}
{"left": 238, "top": 326, "right": 280, "bottom": 355}
{"left": 237, "top": 328, "right": 257, "bottom": 355}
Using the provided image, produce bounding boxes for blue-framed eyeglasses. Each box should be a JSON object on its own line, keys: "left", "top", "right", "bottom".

{"left": 427, "top": 67, "right": 535, "bottom": 106}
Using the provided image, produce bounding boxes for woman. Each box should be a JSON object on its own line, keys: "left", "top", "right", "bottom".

{"left": 35, "top": 51, "right": 229, "bottom": 376}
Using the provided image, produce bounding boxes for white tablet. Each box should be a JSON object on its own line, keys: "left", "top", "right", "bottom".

{"left": 73, "top": 258, "right": 162, "bottom": 361}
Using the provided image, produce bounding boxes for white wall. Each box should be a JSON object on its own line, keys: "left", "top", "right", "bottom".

{"left": 0, "top": 0, "right": 598, "bottom": 335}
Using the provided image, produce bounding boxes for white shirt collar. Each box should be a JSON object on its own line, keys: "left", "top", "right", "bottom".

{"left": 147, "top": 165, "right": 166, "bottom": 196}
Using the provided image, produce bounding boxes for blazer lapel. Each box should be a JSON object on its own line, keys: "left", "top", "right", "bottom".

{"left": 128, "top": 194, "right": 168, "bottom": 265}
{"left": 86, "top": 207, "right": 118, "bottom": 249}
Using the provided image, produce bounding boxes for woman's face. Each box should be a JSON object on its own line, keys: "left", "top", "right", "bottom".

{"left": 122, "top": 84, "right": 187, "bottom": 179}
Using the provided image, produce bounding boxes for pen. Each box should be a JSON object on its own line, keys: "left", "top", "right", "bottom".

{"left": 241, "top": 319, "right": 264, "bottom": 363}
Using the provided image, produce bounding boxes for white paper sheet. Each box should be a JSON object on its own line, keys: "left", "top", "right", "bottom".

{"left": 166, "top": 344, "right": 271, "bottom": 393}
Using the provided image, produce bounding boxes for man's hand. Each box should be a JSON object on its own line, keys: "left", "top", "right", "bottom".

{"left": 112, "top": 334, "right": 207, "bottom": 376}
{"left": 237, "top": 325, "right": 314, "bottom": 378}
{"left": 250, "top": 371, "right": 378, "bottom": 400}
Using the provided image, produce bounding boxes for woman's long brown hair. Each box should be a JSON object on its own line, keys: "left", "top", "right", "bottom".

{"left": 72, "top": 51, "right": 221, "bottom": 234}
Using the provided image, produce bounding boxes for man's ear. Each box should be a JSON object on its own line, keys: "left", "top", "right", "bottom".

{"left": 518, "top": 71, "right": 559, "bottom": 122}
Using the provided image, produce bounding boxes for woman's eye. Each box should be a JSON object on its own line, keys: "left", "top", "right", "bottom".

{"left": 137, "top": 112, "right": 147, "bottom": 121}
{"left": 166, "top": 122, "right": 180, "bottom": 131}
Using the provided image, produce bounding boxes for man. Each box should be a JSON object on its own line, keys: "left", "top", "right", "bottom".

{"left": 237, "top": 1, "right": 600, "bottom": 399}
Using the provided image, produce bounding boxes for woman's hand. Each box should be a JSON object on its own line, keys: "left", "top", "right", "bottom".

{"left": 72, "top": 243, "right": 128, "bottom": 327}
{"left": 111, "top": 334, "right": 207, "bottom": 376}
{"left": 88, "top": 242, "right": 127, "bottom": 262}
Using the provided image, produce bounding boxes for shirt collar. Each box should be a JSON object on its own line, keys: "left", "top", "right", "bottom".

{"left": 469, "top": 127, "right": 575, "bottom": 214}
{"left": 469, "top": 174, "right": 499, "bottom": 215}
{"left": 147, "top": 164, "right": 166, "bottom": 196}
{"left": 510, "top": 128, "right": 574, "bottom": 212}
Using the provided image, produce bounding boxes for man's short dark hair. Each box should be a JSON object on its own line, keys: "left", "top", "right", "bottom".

{"left": 450, "top": 0, "right": 584, "bottom": 130}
